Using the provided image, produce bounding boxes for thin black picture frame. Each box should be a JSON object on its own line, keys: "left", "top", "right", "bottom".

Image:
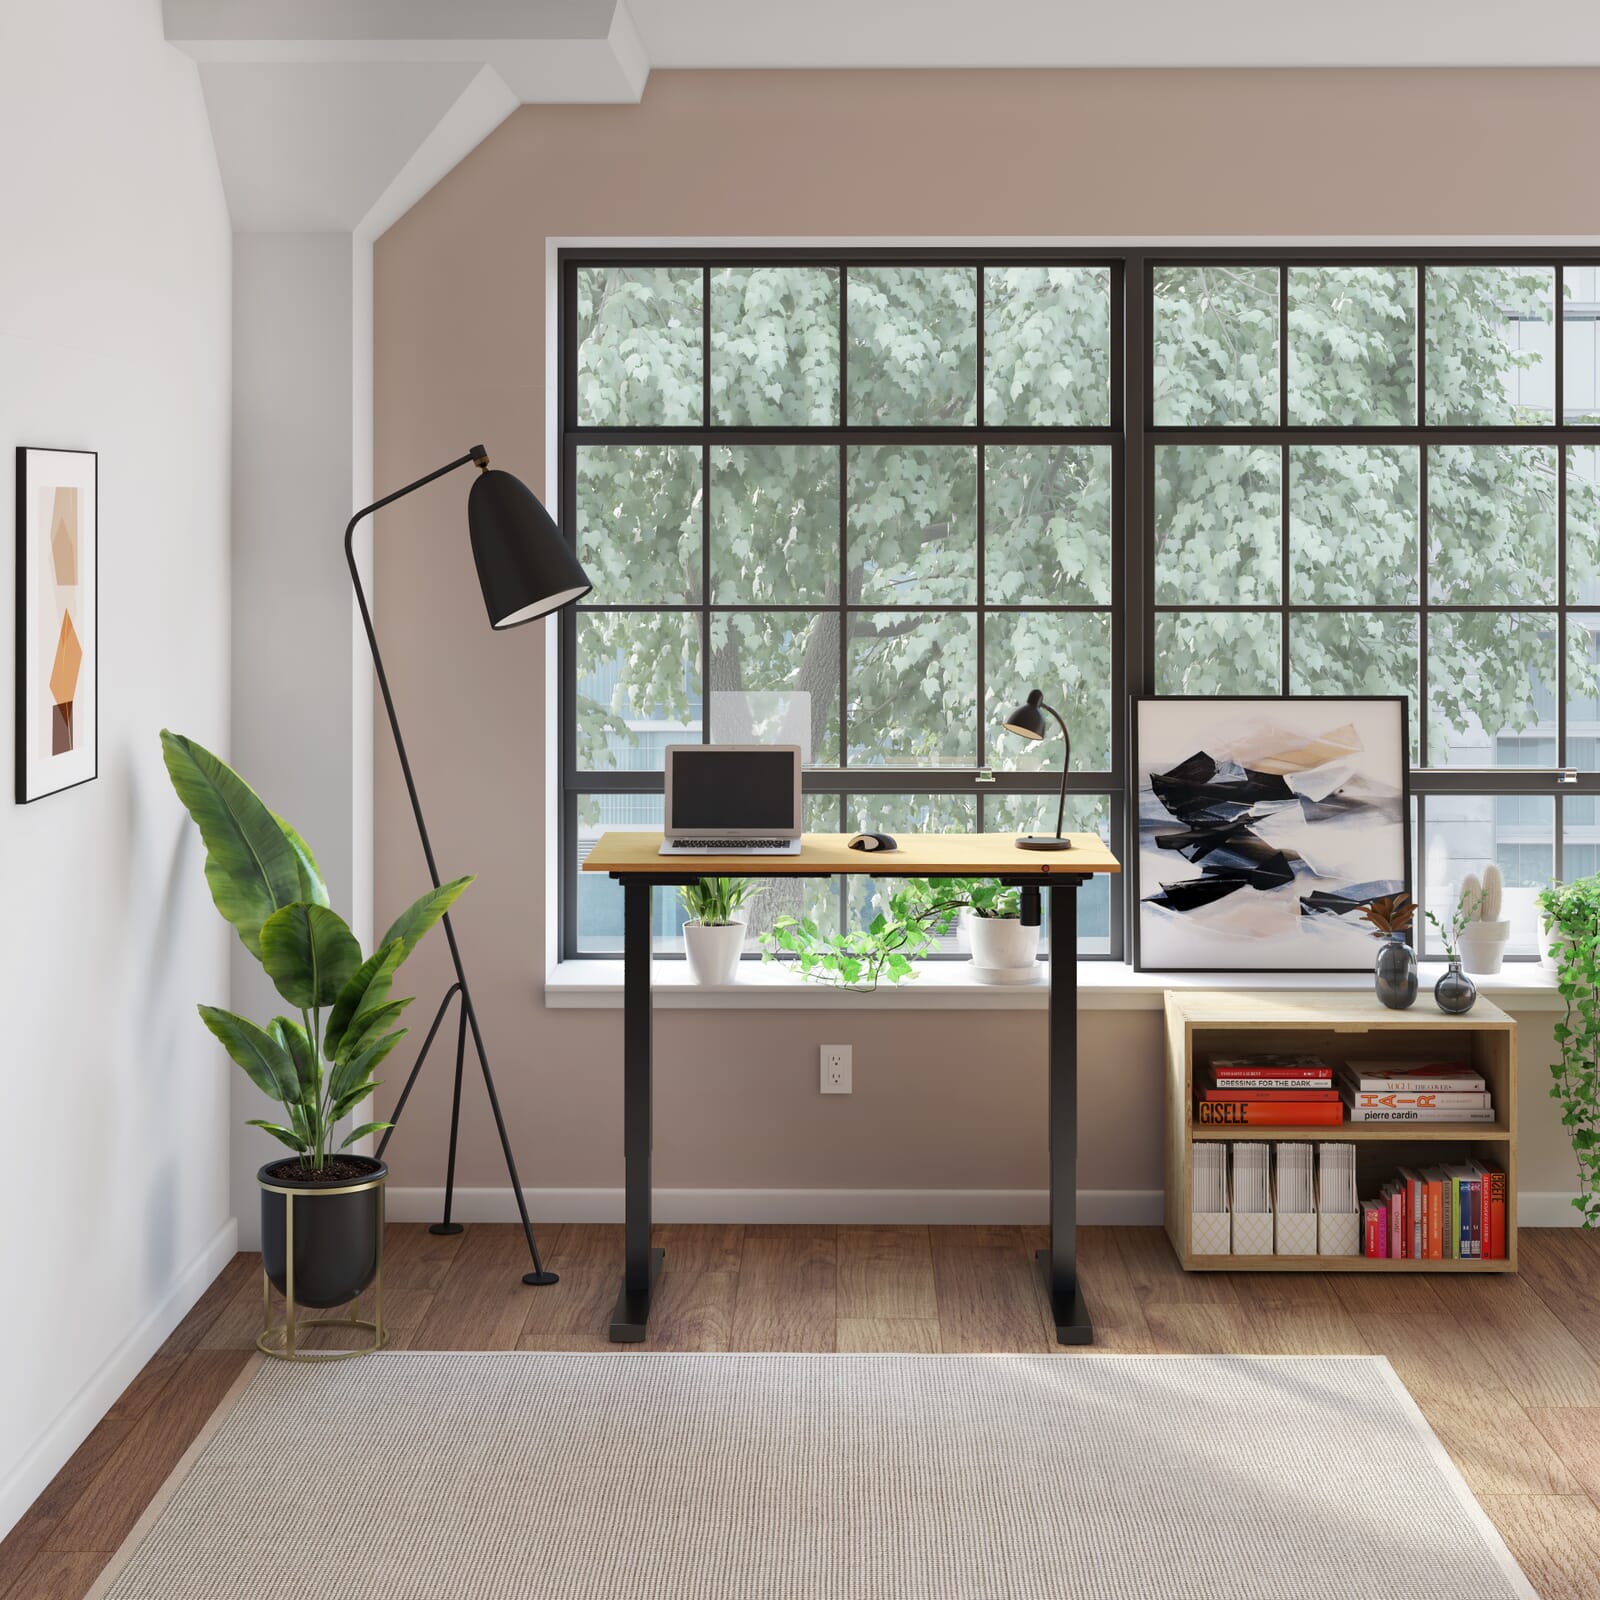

{"left": 15, "top": 446, "right": 99, "bottom": 804}
{"left": 1130, "top": 694, "right": 1412, "bottom": 973}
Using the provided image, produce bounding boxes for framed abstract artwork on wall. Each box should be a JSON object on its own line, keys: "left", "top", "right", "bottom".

{"left": 1132, "top": 696, "right": 1410, "bottom": 972}
{"left": 15, "top": 447, "right": 97, "bottom": 803}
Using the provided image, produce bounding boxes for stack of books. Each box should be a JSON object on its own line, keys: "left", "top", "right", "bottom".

{"left": 1196, "top": 1053, "right": 1343, "bottom": 1127}
{"left": 1362, "top": 1160, "right": 1508, "bottom": 1259}
{"left": 1337, "top": 1061, "right": 1495, "bottom": 1124}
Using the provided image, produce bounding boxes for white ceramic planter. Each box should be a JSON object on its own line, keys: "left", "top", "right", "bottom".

{"left": 965, "top": 912, "right": 1041, "bottom": 986}
{"left": 1458, "top": 919, "right": 1510, "bottom": 976}
{"left": 683, "top": 918, "right": 747, "bottom": 985}
{"left": 1539, "top": 912, "right": 1569, "bottom": 974}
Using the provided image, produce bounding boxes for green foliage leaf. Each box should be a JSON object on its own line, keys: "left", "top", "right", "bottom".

{"left": 197, "top": 1004, "right": 298, "bottom": 1106}
{"left": 340, "top": 1121, "right": 392, "bottom": 1150}
{"left": 324, "top": 941, "right": 406, "bottom": 1060}
{"left": 160, "top": 731, "right": 304, "bottom": 958}
{"left": 269, "top": 1016, "right": 318, "bottom": 1100}
{"left": 328, "top": 1029, "right": 406, "bottom": 1112}
{"left": 378, "top": 877, "right": 474, "bottom": 961}
{"left": 259, "top": 903, "right": 362, "bottom": 1010}
{"left": 246, "top": 1119, "right": 308, "bottom": 1153}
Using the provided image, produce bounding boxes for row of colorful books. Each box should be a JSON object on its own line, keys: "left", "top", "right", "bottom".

{"left": 1194, "top": 1054, "right": 1495, "bottom": 1128}
{"left": 1362, "top": 1161, "right": 1509, "bottom": 1259}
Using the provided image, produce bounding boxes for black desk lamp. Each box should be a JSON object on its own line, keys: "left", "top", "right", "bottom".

{"left": 346, "top": 445, "right": 591, "bottom": 1286}
{"left": 1003, "top": 688, "right": 1074, "bottom": 851}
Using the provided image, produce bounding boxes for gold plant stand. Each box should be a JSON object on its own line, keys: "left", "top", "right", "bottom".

{"left": 259, "top": 1176, "right": 389, "bottom": 1362}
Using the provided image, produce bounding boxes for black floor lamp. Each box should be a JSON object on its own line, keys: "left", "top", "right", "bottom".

{"left": 346, "top": 444, "right": 591, "bottom": 1286}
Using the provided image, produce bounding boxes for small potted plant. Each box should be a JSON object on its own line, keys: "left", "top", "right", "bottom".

{"left": 1457, "top": 865, "right": 1511, "bottom": 975}
{"left": 1426, "top": 892, "right": 1478, "bottom": 1015}
{"left": 949, "top": 878, "right": 1041, "bottom": 985}
{"left": 161, "top": 731, "right": 468, "bottom": 1338}
{"left": 1537, "top": 879, "right": 1578, "bottom": 972}
{"left": 1360, "top": 892, "right": 1417, "bottom": 1009}
{"left": 678, "top": 878, "right": 760, "bottom": 985}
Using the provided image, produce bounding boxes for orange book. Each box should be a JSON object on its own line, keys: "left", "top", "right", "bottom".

{"left": 1471, "top": 1160, "right": 1507, "bottom": 1260}
{"left": 1423, "top": 1166, "right": 1446, "bottom": 1258}
{"left": 1194, "top": 1100, "right": 1343, "bottom": 1127}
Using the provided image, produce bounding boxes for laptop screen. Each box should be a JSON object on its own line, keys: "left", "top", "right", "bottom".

{"left": 669, "top": 748, "right": 797, "bottom": 831}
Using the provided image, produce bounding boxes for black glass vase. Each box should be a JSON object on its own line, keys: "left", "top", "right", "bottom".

{"left": 1435, "top": 958, "right": 1477, "bottom": 1015}
{"left": 1374, "top": 934, "right": 1417, "bottom": 1009}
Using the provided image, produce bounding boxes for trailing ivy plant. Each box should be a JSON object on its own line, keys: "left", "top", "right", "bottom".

{"left": 759, "top": 879, "right": 967, "bottom": 993}
{"left": 758, "top": 876, "right": 1035, "bottom": 991}
{"left": 1537, "top": 877, "right": 1600, "bottom": 1227}
{"left": 161, "top": 731, "right": 469, "bottom": 1173}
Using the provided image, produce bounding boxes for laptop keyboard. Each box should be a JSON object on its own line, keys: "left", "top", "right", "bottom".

{"left": 669, "top": 837, "right": 793, "bottom": 850}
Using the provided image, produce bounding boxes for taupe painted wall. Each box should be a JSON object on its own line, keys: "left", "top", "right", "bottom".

{"left": 371, "top": 70, "right": 1595, "bottom": 1210}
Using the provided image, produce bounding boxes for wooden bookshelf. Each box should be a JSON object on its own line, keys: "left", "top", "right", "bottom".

{"left": 1164, "top": 990, "right": 1517, "bottom": 1273}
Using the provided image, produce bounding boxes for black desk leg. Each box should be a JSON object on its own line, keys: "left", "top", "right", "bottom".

{"left": 1035, "top": 878, "right": 1092, "bottom": 1345}
{"left": 610, "top": 878, "right": 663, "bottom": 1342}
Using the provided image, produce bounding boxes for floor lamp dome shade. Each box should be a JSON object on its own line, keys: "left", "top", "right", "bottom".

{"left": 468, "top": 468, "right": 592, "bottom": 628}
{"left": 1001, "top": 687, "right": 1075, "bottom": 851}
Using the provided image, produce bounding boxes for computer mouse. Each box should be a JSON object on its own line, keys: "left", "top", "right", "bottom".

{"left": 847, "top": 832, "right": 898, "bottom": 852}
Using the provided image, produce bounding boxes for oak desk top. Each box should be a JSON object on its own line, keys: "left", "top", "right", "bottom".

{"left": 582, "top": 831, "right": 1122, "bottom": 877}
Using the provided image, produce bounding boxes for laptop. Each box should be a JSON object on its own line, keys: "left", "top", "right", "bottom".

{"left": 658, "top": 744, "right": 803, "bottom": 855}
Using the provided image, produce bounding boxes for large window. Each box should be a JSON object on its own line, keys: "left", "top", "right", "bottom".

{"left": 560, "top": 251, "right": 1600, "bottom": 963}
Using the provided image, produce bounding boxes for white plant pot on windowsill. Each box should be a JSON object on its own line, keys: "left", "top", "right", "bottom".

{"left": 683, "top": 917, "right": 747, "bottom": 986}
{"left": 1457, "top": 919, "right": 1511, "bottom": 976}
{"left": 964, "top": 911, "right": 1041, "bottom": 986}
{"left": 1538, "top": 912, "right": 1569, "bottom": 974}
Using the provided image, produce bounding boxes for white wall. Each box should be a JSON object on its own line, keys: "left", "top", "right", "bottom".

{"left": 0, "top": 0, "right": 234, "bottom": 1539}
{"left": 229, "top": 232, "right": 367, "bottom": 1245}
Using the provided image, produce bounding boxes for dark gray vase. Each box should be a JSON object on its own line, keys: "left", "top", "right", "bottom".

{"left": 1434, "top": 958, "right": 1477, "bottom": 1015}
{"left": 1374, "top": 934, "right": 1417, "bottom": 1009}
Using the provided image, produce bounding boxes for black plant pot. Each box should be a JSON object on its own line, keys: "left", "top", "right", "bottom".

{"left": 259, "top": 1156, "right": 386, "bottom": 1309}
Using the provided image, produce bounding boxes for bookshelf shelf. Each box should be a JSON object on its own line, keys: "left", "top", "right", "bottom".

{"left": 1190, "top": 1123, "right": 1512, "bottom": 1142}
{"left": 1165, "top": 990, "right": 1517, "bottom": 1274}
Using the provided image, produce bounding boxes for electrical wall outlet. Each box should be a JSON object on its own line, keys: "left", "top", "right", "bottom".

{"left": 820, "top": 1044, "right": 852, "bottom": 1094}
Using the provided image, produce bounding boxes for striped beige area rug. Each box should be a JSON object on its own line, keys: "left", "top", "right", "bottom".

{"left": 91, "top": 1352, "right": 1534, "bottom": 1600}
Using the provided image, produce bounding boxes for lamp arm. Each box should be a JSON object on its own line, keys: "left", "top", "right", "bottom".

{"left": 1041, "top": 700, "right": 1072, "bottom": 841}
{"left": 343, "top": 446, "right": 486, "bottom": 894}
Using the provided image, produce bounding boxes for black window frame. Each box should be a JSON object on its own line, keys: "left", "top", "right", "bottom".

{"left": 558, "top": 246, "right": 1600, "bottom": 964}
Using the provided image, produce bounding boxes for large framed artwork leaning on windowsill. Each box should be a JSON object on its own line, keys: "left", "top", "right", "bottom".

{"left": 15, "top": 446, "right": 97, "bottom": 803}
{"left": 1133, "top": 696, "right": 1410, "bottom": 972}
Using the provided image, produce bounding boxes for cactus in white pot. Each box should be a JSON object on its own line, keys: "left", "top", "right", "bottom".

{"left": 1457, "top": 863, "right": 1511, "bottom": 975}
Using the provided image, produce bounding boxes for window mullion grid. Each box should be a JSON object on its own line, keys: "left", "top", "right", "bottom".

{"left": 1280, "top": 441, "right": 1291, "bottom": 695}
{"left": 976, "top": 442, "right": 987, "bottom": 774}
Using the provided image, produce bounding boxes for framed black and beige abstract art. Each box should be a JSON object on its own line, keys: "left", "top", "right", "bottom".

{"left": 15, "top": 447, "right": 97, "bottom": 803}
{"left": 1132, "top": 696, "right": 1410, "bottom": 972}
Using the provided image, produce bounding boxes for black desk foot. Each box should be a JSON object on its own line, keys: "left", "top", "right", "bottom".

{"left": 1034, "top": 1250, "right": 1093, "bottom": 1345}
{"left": 608, "top": 1248, "right": 665, "bottom": 1343}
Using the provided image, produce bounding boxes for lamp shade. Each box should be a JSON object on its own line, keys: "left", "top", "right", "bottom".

{"left": 1003, "top": 689, "right": 1048, "bottom": 742}
{"left": 468, "top": 468, "right": 591, "bottom": 628}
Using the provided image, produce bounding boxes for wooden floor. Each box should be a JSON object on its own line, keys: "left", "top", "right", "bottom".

{"left": 6, "top": 1224, "right": 1600, "bottom": 1599}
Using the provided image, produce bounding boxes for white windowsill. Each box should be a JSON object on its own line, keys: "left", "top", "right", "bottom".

{"left": 544, "top": 958, "right": 1565, "bottom": 1011}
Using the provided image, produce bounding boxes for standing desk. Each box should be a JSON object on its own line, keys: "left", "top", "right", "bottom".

{"left": 580, "top": 832, "right": 1122, "bottom": 1345}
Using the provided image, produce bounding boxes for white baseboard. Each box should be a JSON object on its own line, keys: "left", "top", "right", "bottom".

{"left": 1517, "top": 1192, "right": 1586, "bottom": 1227}
{"left": 385, "top": 1187, "right": 1166, "bottom": 1227}
{"left": 0, "top": 1215, "right": 238, "bottom": 1543}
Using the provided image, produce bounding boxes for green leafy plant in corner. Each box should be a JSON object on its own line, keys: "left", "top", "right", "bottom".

{"left": 1537, "top": 877, "right": 1600, "bottom": 1227}
{"left": 161, "top": 730, "right": 471, "bottom": 1172}
{"left": 677, "top": 877, "right": 760, "bottom": 926}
